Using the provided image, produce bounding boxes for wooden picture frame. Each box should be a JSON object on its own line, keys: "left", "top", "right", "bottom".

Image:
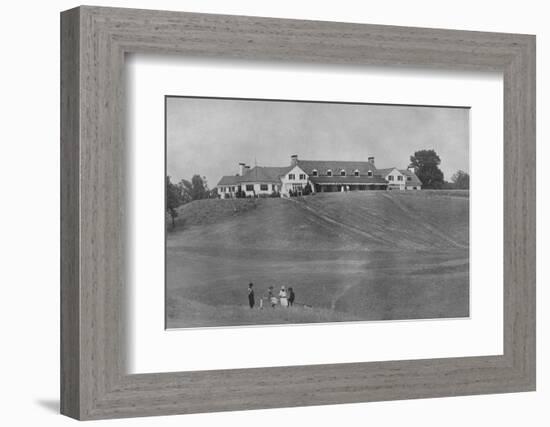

{"left": 60, "top": 5, "right": 536, "bottom": 420}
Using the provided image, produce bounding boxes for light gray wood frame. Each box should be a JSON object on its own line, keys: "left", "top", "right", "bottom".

{"left": 60, "top": 5, "right": 536, "bottom": 420}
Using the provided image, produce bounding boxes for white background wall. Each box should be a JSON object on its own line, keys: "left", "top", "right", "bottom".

{"left": 0, "top": 0, "right": 547, "bottom": 425}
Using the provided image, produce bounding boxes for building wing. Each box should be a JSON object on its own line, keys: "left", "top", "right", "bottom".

{"left": 399, "top": 169, "right": 423, "bottom": 186}
{"left": 217, "top": 166, "right": 292, "bottom": 186}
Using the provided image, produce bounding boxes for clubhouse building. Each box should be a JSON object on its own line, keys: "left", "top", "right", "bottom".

{"left": 217, "top": 155, "right": 422, "bottom": 198}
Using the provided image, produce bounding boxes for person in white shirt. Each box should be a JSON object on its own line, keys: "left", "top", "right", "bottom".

{"left": 279, "top": 286, "right": 288, "bottom": 307}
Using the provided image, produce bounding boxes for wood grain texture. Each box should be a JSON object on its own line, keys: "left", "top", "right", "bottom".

{"left": 60, "top": 5, "right": 536, "bottom": 420}
{"left": 60, "top": 7, "right": 80, "bottom": 419}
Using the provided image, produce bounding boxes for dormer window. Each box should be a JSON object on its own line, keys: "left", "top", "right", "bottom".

{"left": 312, "top": 169, "right": 318, "bottom": 177}
{"left": 354, "top": 169, "right": 360, "bottom": 177}
{"left": 367, "top": 170, "right": 373, "bottom": 177}
{"left": 340, "top": 170, "right": 346, "bottom": 176}
{"left": 327, "top": 169, "right": 332, "bottom": 177}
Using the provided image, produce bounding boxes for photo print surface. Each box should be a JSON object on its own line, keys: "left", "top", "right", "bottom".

{"left": 165, "top": 96, "right": 470, "bottom": 329}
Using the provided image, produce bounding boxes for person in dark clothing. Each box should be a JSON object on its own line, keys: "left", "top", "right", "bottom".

{"left": 288, "top": 287, "right": 295, "bottom": 307}
{"left": 248, "top": 283, "right": 255, "bottom": 309}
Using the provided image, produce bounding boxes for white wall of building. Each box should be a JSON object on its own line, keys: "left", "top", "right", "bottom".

{"left": 241, "top": 182, "right": 279, "bottom": 197}
{"left": 218, "top": 182, "right": 280, "bottom": 198}
{"left": 384, "top": 168, "right": 407, "bottom": 190}
{"left": 280, "top": 165, "right": 309, "bottom": 196}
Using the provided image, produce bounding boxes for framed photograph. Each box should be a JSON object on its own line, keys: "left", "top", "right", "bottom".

{"left": 61, "top": 6, "right": 536, "bottom": 420}
{"left": 164, "top": 96, "right": 470, "bottom": 329}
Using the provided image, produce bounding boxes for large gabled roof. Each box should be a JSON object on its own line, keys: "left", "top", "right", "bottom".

{"left": 239, "top": 166, "right": 293, "bottom": 183}
{"left": 217, "top": 166, "right": 292, "bottom": 186}
{"left": 217, "top": 175, "right": 242, "bottom": 186}
{"left": 296, "top": 160, "right": 377, "bottom": 176}
{"left": 376, "top": 167, "right": 401, "bottom": 176}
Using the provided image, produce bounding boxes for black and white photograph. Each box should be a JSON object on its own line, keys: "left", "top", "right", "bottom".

{"left": 165, "top": 96, "right": 470, "bottom": 329}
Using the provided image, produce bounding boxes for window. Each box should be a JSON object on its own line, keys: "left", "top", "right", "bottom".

{"left": 327, "top": 169, "right": 332, "bottom": 177}
{"left": 397, "top": 176, "right": 403, "bottom": 181}
{"left": 260, "top": 184, "right": 268, "bottom": 191}
{"left": 407, "top": 177, "right": 412, "bottom": 181}
{"left": 367, "top": 170, "right": 373, "bottom": 177}
{"left": 354, "top": 170, "right": 360, "bottom": 177}
{"left": 388, "top": 175, "right": 394, "bottom": 181}
{"left": 246, "top": 184, "right": 254, "bottom": 191}
{"left": 288, "top": 173, "right": 295, "bottom": 180}
{"left": 340, "top": 170, "right": 346, "bottom": 176}
{"left": 299, "top": 174, "right": 306, "bottom": 180}
{"left": 312, "top": 169, "right": 318, "bottom": 177}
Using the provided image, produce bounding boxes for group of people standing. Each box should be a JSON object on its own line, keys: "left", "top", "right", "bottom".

{"left": 247, "top": 283, "right": 295, "bottom": 309}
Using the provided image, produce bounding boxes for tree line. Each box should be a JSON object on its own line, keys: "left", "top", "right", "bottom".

{"left": 409, "top": 149, "right": 469, "bottom": 190}
{"left": 166, "top": 174, "right": 216, "bottom": 229}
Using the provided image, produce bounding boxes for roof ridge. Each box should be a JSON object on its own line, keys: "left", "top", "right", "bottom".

{"left": 298, "top": 159, "right": 374, "bottom": 163}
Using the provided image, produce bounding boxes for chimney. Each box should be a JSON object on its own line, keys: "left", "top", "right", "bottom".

{"left": 245, "top": 165, "right": 251, "bottom": 173}
{"left": 238, "top": 162, "right": 245, "bottom": 176}
{"left": 368, "top": 156, "right": 375, "bottom": 165}
{"left": 291, "top": 154, "right": 298, "bottom": 167}
{"left": 408, "top": 166, "right": 416, "bottom": 173}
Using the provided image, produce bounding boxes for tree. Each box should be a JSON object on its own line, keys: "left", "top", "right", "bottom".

{"left": 440, "top": 180, "right": 456, "bottom": 190}
{"left": 208, "top": 187, "right": 219, "bottom": 199}
{"left": 177, "top": 179, "right": 193, "bottom": 204}
{"left": 409, "top": 149, "right": 445, "bottom": 189}
{"left": 166, "top": 176, "right": 181, "bottom": 229}
{"left": 451, "top": 170, "right": 470, "bottom": 189}
{"left": 190, "top": 174, "right": 208, "bottom": 200}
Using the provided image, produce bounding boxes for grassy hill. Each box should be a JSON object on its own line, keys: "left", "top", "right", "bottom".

{"left": 170, "top": 190, "right": 468, "bottom": 251}
{"left": 166, "top": 191, "right": 469, "bottom": 328}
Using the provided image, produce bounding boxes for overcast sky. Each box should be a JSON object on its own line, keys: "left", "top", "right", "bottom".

{"left": 166, "top": 96, "right": 469, "bottom": 187}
